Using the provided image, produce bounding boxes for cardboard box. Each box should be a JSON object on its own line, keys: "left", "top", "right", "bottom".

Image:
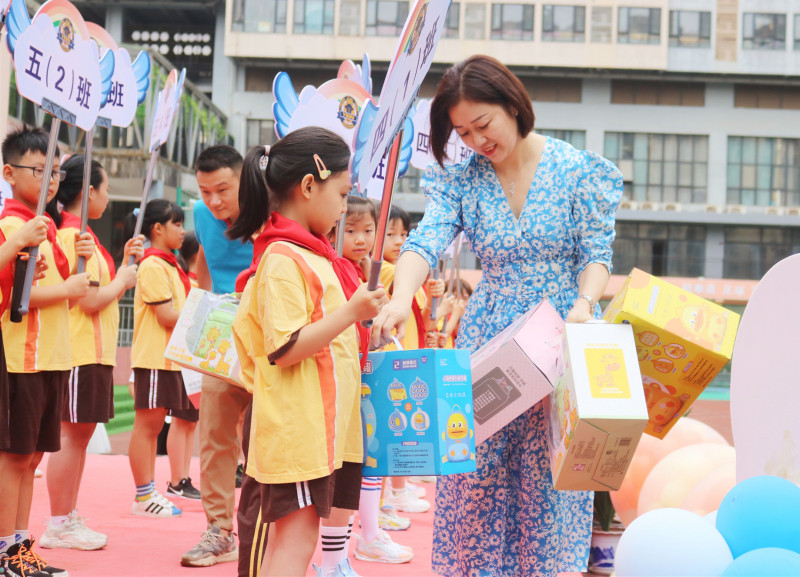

{"left": 603, "top": 269, "right": 740, "bottom": 438}
{"left": 546, "top": 323, "right": 648, "bottom": 491}
{"left": 165, "top": 288, "right": 242, "bottom": 386}
{"left": 361, "top": 348, "right": 476, "bottom": 477}
{"left": 470, "top": 301, "right": 564, "bottom": 445}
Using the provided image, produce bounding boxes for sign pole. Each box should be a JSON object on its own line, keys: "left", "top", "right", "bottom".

{"left": 127, "top": 147, "right": 160, "bottom": 265}
{"left": 76, "top": 126, "right": 94, "bottom": 274}
{"left": 10, "top": 116, "right": 61, "bottom": 322}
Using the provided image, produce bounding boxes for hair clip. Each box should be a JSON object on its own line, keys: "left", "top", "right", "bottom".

{"left": 313, "top": 154, "right": 331, "bottom": 180}
{"left": 133, "top": 207, "right": 140, "bottom": 217}
{"left": 259, "top": 145, "right": 270, "bottom": 172}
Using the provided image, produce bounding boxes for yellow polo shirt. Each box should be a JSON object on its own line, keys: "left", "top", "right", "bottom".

{"left": 244, "top": 241, "right": 362, "bottom": 484}
{"left": 131, "top": 256, "right": 186, "bottom": 371}
{"left": 58, "top": 226, "right": 118, "bottom": 367}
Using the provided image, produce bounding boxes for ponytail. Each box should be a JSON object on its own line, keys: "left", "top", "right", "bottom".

{"left": 227, "top": 145, "right": 270, "bottom": 243}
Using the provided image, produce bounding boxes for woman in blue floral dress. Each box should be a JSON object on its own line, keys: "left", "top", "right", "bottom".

{"left": 371, "top": 55, "right": 623, "bottom": 576}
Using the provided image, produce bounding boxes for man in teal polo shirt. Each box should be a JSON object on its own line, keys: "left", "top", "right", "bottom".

{"left": 180, "top": 145, "right": 253, "bottom": 568}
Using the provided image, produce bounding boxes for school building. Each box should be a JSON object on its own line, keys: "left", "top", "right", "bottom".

{"left": 7, "top": 0, "right": 800, "bottom": 284}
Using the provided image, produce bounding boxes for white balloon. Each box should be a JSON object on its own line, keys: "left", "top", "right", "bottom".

{"left": 616, "top": 508, "right": 732, "bottom": 577}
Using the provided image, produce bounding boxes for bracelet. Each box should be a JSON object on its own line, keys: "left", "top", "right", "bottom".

{"left": 578, "top": 294, "right": 595, "bottom": 309}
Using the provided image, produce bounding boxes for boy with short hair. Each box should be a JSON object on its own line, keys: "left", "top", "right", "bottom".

{"left": 0, "top": 125, "right": 93, "bottom": 577}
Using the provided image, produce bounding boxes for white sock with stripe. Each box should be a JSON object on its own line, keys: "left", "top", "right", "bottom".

{"left": 0, "top": 535, "right": 13, "bottom": 554}
{"left": 320, "top": 524, "right": 349, "bottom": 576}
{"left": 359, "top": 476, "right": 382, "bottom": 543}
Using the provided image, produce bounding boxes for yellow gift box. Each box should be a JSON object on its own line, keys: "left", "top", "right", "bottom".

{"left": 602, "top": 268, "right": 740, "bottom": 439}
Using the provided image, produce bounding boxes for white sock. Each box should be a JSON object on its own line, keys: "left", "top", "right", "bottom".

{"left": 320, "top": 524, "right": 349, "bottom": 575}
{"left": 359, "top": 476, "right": 382, "bottom": 543}
{"left": 0, "top": 535, "right": 14, "bottom": 554}
{"left": 49, "top": 515, "right": 69, "bottom": 528}
{"left": 14, "top": 530, "right": 28, "bottom": 544}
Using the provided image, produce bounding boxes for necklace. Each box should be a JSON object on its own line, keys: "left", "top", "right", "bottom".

{"left": 509, "top": 181, "right": 515, "bottom": 197}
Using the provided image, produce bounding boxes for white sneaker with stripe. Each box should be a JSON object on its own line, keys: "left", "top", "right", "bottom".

{"left": 131, "top": 490, "right": 182, "bottom": 518}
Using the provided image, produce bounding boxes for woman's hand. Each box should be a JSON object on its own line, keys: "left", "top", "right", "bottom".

{"left": 566, "top": 298, "right": 593, "bottom": 323}
{"left": 124, "top": 235, "right": 145, "bottom": 264}
{"left": 370, "top": 298, "right": 412, "bottom": 349}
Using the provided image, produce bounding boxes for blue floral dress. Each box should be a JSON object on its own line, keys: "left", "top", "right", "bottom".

{"left": 402, "top": 137, "right": 623, "bottom": 577}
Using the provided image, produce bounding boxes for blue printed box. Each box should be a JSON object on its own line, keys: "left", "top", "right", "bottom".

{"left": 361, "top": 348, "right": 477, "bottom": 477}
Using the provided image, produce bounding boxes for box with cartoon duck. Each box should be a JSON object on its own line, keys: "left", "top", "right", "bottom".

{"left": 545, "top": 323, "right": 648, "bottom": 491}
{"left": 361, "top": 348, "right": 477, "bottom": 477}
{"left": 165, "top": 288, "right": 242, "bottom": 386}
{"left": 602, "top": 268, "right": 740, "bottom": 438}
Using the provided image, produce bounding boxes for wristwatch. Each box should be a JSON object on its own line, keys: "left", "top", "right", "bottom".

{"left": 578, "top": 294, "right": 595, "bottom": 309}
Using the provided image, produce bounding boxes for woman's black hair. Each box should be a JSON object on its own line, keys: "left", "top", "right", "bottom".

{"left": 45, "top": 155, "right": 105, "bottom": 227}
{"left": 227, "top": 126, "right": 351, "bottom": 242}
{"left": 388, "top": 205, "right": 411, "bottom": 233}
{"left": 180, "top": 230, "right": 199, "bottom": 263}
{"left": 123, "top": 198, "right": 184, "bottom": 241}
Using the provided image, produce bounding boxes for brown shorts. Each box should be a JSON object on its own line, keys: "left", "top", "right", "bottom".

{"left": 133, "top": 368, "right": 193, "bottom": 412}
{"left": 0, "top": 331, "right": 9, "bottom": 450}
{"left": 169, "top": 404, "right": 199, "bottom": 423}
{"left": 0, "top": 370, "right": 69, "bottom": 455}
{"left": 62, "top": 364, "right": 114, "bottom": 424}
{"left": 259, "top": 461, "right": 362, "bottom": 523}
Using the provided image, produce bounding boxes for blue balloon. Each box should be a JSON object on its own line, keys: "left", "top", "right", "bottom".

{"left": 721, "top": 548, "right": 800, "bottom": 576}
{"left": 716, "top": 476, "right": 800, "bottom": 558}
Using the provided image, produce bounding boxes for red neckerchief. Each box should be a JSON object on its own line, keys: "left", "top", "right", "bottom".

{"left": 0, "top": 200, "right": 71, "bottom": 315}
{"left": 188, "top": 271, "right": 198, "bottom": 281}
{"left": 142, "top": 247, "right": 191, "bottom": 296}
{"left": 258, "top": 212, "right": 370, "bottom": 368}
{"left": 234, "top": 231, "right": 268, "bottom": 293}
{"left": 346, "top": 258, "right": 368, "bottom": 283}
{"left": 411, "top": 298, "right": 426, "bottom": 348}
{"left": 59, "top": 211, "right": 116, "bottom": 280}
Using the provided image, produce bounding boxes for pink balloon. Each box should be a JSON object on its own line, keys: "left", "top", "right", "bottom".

{"left": 638, "top": 443, "right": 736, "bottom": 516}
{"left": 680, "top": 462, "right": 737, "bottom": 517}
{"left": 611, "top": 418, "right": 729, "bottom": 526}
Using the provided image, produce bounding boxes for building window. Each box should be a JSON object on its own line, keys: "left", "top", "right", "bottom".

{"left": 604, "top": 132, "right": 709, "bottom": 204}
{"left": 613, "top": 223, "right": 707, "bottom": 278}
{"left": 246, "top": 119, "right": 277, "bottom": 149}
{"left": 618, "top": 7, "right": 661, "bottom": 44}
{"left": 542, "top": 5, "right": 585, "bottom": 42}
{"left": 742, "top": 13, "right": 786, "bottom": 50}
{"left": 464, "top": 3, "right": 486, "bottom": 39}
{"left": 669, "top": 11, "right": 711, "bottom": 47}
{"left": 339, "top": 0, "right": 361, "bottom": 35}
{"left": 527, "top": 78, "right": 582, "bottom": 102}
{"left": 294, "top": 0, "right": 334, "bottom": 34}
{"left": 590, "top": 6, "right": 612, "bottom": 43}
{"left": 611, "top": 80, "right": 705, "bottom": 106}
{"left": 366, "top": 0, "right": 409, "bottom": 36}
{"left": 734, "top": 85, "right": 800, "bottom": 109}
{"left": 491, "top": 3, "right": 534, "bottom": 41}
{"left": 795, "top": 14, "right": 800, "bottom": 50}
{"left": 538, "top": 129, "right": 586, "bottom": 150}
{"left": 233, "top": 0, "right": 287, "bottom": 33}
{"left": 727, "top": 136, "right": 800, "bottom": 206}
{"left": 443, "top": 3, "right": 460, "bottom": 38}
{"left": 723, "top": 226, "right": 800, "bottom": 279}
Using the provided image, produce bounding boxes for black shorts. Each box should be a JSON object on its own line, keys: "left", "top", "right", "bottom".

{"left": 133, "top": 368, "right": 193, "bottom": 412}
{"left": 0, "top": 370, "right": 69, "bottom": 454}
{"left": 169, "top": 404, "right": 200, "bottom": 423}
{"left": 62, "top": 364, "right": 114, "bottom": 423}
{"left": 259, "top": 461, "right": 362, "bottom": 523}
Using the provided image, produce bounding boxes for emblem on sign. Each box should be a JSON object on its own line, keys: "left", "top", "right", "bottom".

{"left": 406, "top": 3, "right": 427, "bottom": 55}
{"left": 57, "top": 18, "right": 74, "bottom": 52}
{"left": 337, "top": 95, "right": 359, "bottom": 129}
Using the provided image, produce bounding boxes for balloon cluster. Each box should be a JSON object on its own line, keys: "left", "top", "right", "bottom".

{"left": 615, "top": 475, "right": 800, "bottom": 576}
{"left": 610, "top": 417, "right": 734, "bottom": 525}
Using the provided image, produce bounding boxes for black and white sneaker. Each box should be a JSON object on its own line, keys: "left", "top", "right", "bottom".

{"left": 167, "top": 477, "right": 202, "bottom": 500}
{"left": 2, "top": 540, "right": 68, "bottom": 576}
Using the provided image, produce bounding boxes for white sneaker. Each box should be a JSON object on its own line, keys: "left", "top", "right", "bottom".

{"left": 405, "top": 481, "right": 426, "bottom": 499}
{"left": 131, "top": 490, "right": 182, "bottom": 518}
{"left": 378, "top": 505, "right": 411, "bottom": 531}
{"left": 383, "top": 487, "right": 431, "bottom": 513}
{"left": 354, "top": 529, "right": 413, "bottom": 563}
{"left": 39, "top": 511, "right": 107, "bottom": 550}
